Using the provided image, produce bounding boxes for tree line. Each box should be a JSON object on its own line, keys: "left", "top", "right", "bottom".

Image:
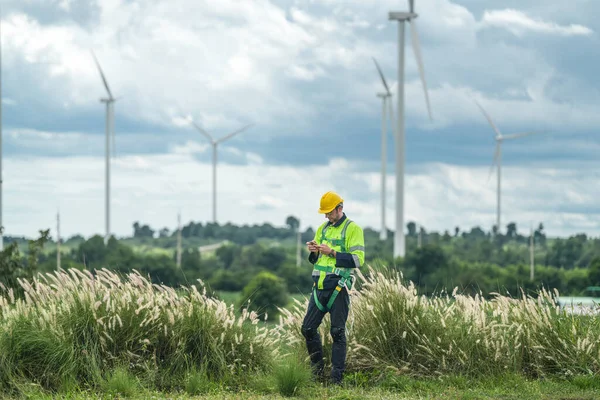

{"left": 1, "top": 218, "right": 600, "bottom": 302}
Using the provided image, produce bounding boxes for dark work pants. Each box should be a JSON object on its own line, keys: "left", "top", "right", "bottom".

{"left": 301, "top": 287, "right": 350, "bottom": 383}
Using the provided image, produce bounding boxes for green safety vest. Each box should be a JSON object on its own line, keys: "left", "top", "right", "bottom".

{"left": 312, "top": 217, "right": 364, "bottom": 312}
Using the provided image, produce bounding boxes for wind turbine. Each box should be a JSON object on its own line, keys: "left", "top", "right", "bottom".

{"left": 372, "top": 57, "right": 394, "bottom": 241}
{"left": 91, "top": 51, "right": 119, "bottom": 244}
{"left": 529, "top": 223, "right": 534, "bottom": 281}
{"left": 0, "top": 5, "right": 4, "bottom": 251}
{"left": 190, "top": 121, "right": 253, "bottom": 223}
{"left": 388, "top": 0, "right": 433, "bottom": 257}
{"left": 176, "top": 212, "right": 182, "bottom": 269}
{"left": 475, "top": 100, "right": 538, "bottom": 234}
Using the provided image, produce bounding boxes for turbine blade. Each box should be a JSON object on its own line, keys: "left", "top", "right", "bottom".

{"left": 387, "top": 94, "right": 394, "bottom": 130}
{"left": 410, "top": 21, "right": 433, "bottom": 121}
{"left": 372, "top": 57, "right": 391, "bottom": 96}
{"left": 111, "top": 102, "right": 116, "bottom": 158}
{"left": 488, "top": 143, "right": 500, "bottom": 182}
{"left": 90, "top": 50, "right": 114, "bottom": 99}
{"left": 474, "top": 100, "right": 502, "bottom": 138}
{"left": 191, "top": 121, "right": 214, "bottom": 143}
{"left": 502, "top": 131, "right": 539, "bottom": 140}
{"left": 216, "top": 123, "right": 254, "bottom": 144}
{"left": 408, "top": 0, "right": 415, "bottom": 13}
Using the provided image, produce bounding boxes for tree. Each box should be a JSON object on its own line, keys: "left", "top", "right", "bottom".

{"left": 133, "top": 222, "right": 155, "bottom": 238}
{"left": 407, "top": 222, "right": 417, "bottom": 237}
{"left": 442, "top": 230, "right": 451, "bottom": 242}
{"left": 75, "top": 235, "right": 107, "bottom": 267}
{"left": 258, "top": 247, "right": 287, "bottom": 271}
{"left": 405, "top": 245, "right": 449, "bottom": 281}
{"left": 237, "top": 271, "right": 288, "bottom": 321}
{"left": 0, "top": 230, "right": 50, "bottom": 294}
{"left": 467, "top": 227, "right": 486, "bottom": 240}
{"left": 506, "top": 222, "right": 517, "bottom": 239}
{"left": 454, "top": 226, "right": 460, "bottom": 237}
{"left": 285, "top": 216, "right": 299, "bottom": 231}
{"left": 0, "top": 242, "right": 24, "bottom": 291}
{"left": 215, "top": 245, "right": 241, "bottom": 269}
{"left": 588, "top": 257, "right": 600, "bottom": 286}
{"left": 159, "top": 228, "right": 170, "bottom": 238}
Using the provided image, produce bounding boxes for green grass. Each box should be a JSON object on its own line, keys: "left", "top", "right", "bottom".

{"left": 130, "top": 244, "right": 173, "bottom": 257}
{"left": 12, "top": 373, "right": 600, "bottom": 399}
{"left": 273, "top": 352, "right": 312, "bottom": 397}
{"left": 100, "top": 366, "right": 140, "bottom": 397}
{"left": 5, "top": 267, "right": 600, "bottom": 399}
{"left": 217, "top": 291, "right": 307, "bottom": 310}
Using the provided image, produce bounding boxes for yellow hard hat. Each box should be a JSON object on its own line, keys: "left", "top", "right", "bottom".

{"left": 318, "top": 191, "right": 344, "bottom": 214}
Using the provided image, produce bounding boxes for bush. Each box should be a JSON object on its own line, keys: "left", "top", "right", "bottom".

{"left": 275, "top": 266, "right": 600, "bottom": 378}
{"left": 273, "top": 353, "right": 312, "bottom": 397}
{"left": 0, "top": 268, "right": 276, "bottom": 393}
{"left": 238, "top": 271, "right": 289, "bottom": 321}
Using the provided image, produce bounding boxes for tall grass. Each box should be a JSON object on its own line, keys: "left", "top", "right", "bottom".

{"left": 0, "top": 268, "right": 276, "bottom": 393}
{"left": 275, "top": 267, "right": 600, "bottom": 378}
{"left": 2, "top": 265, "right": 600, "bottom": 396}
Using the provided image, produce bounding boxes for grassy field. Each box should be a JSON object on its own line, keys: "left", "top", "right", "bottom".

{"left": 216, "top": 290, "right": 308, "bottom": 309}
{"left": 4, "top": 267, "right": 600, "bottom": 399}
{"left": 16, "top": 373, "right": 600, "bottom": 399}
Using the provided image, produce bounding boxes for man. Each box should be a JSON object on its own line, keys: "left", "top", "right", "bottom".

{"left": 301, "top": 190, "right": 365, "bottom": 385}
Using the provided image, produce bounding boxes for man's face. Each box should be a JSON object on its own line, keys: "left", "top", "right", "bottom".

{"left": 325, "top": 206, "right": 342, "bottom": 223}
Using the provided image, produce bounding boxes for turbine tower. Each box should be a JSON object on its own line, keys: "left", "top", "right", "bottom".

{"left": 530, "top": 223, "right": 535, "bottom": 281}
{"left": 190, "top": 121, "right": 253, "bottom": 223}
{"left": 176, "top": 212, "right": 182, "bottom": 269}
{"left": 388, "top": 0, "right": 433, "bottom": 257}
{"left": 91, "top": 51, "right": 119, "bottom": 244}
{"left": 372, "top": 57, "right": 394, "bottom": 241}
{"left": 56, "top": 210, "right": 61, "bottom": 270}
{"left": 475, "top": 101, "right": 537, "bottom": 233}
{"left": 0, "top": 7, "right": 4, "bottom": 251}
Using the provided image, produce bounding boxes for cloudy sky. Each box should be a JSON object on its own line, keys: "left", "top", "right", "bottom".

{"left": 1, "top": 0, "right": 599, "bottom": 239}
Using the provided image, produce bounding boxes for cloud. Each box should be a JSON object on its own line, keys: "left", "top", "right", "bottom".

{"left": 4, "top": 149, "right": 599, "bottom": 240}
{"left": 1, "top": 98, "right": 17, "bottom": 106}
{"left": 2, "top": 0, "right": 600, "bottom": 242}
{"left": 478, "top": 9, "right": 593, "bottom": 37}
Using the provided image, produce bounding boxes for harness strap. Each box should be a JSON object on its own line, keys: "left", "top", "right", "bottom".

{"left": 312, "top": 276, "right": 352, "bottom": 313}
{"left": 313, "top": 264, "right": 352, "bottom": 279}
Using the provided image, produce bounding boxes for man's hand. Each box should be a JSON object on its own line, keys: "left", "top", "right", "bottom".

{"left": 317, "top": 243, "right": 333, "bottom": 256}
{"left": 306, "top": 240, "right": 319, "bottom": 253}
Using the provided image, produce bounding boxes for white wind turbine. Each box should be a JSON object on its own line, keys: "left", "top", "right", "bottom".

{"left": 176, "top": 212, "right": 182, "bottom": 269}
{"left": 91, "top": 51, "right": 119, "bottom": 244}
{"left": 0, "top": 6, "right": 4, "bottom": 251}
{"left": 388, "top": 0, "right": 433, "bottom": 257}
{"left": 475, "top": 100, "right": 538, "bottom": 234}
{"left": 56, "top": 210, "right": 61, "bottom": 270}
{"left": 190, "top": 121, "right": 253, "bottom": 223}
{"left": 372, "top": 57, "right": 394, "bottom": 241}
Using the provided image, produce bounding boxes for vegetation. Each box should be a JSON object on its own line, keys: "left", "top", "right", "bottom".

{"left": 3, "top": 218, "right": 598, "bottom": 302}
{"left": 1, "top": 217, "right": 600, "bottom": 396}
{"left": 1, "top": 266, "right": 600, "bottom": 398}
{"left": 0, "top": 268, "right": 275, "bottom": 396}
{"left": 237, "top": 271, "right": 289, "bottom": 321}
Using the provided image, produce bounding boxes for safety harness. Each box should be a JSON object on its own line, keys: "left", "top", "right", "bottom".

{"left": 312, "top": 219, "right": 355, "bottom": 313}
